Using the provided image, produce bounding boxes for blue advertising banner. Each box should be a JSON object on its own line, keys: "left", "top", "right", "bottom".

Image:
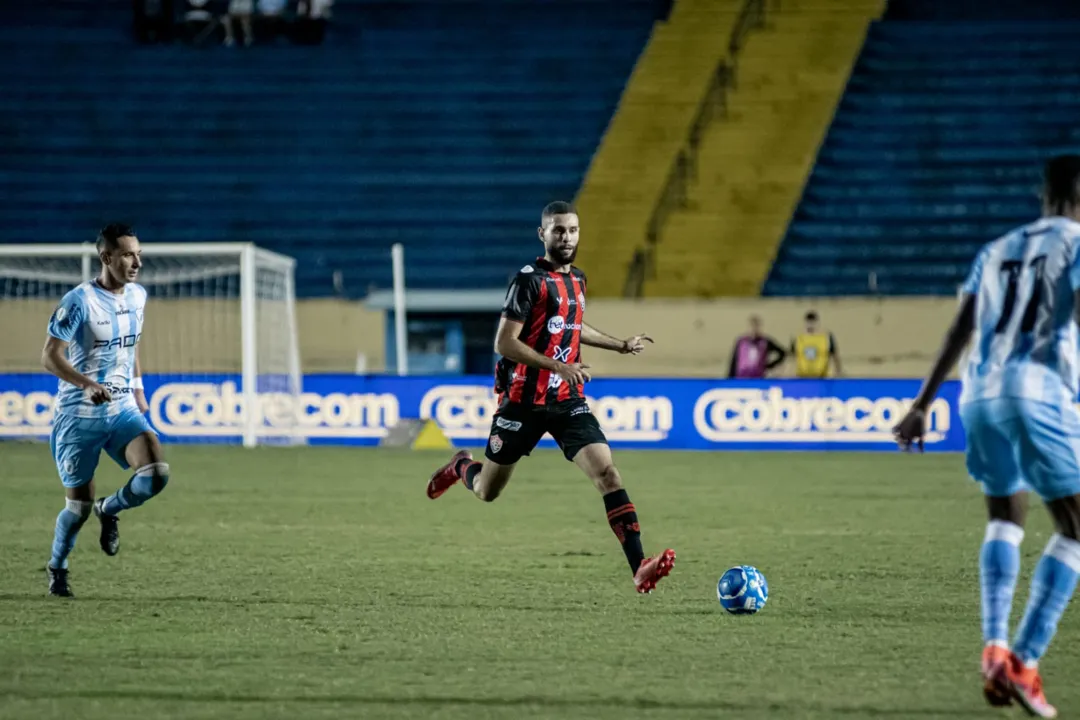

{"left": 0, "top": 374, "right": 964, "bottom": 452}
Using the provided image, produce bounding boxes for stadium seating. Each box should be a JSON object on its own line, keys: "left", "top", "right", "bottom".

{"left": 0, "top": 0, "right": 656, "bottom": 297}
{"left": 641, "top": 0, "right": 880, "bottom": 299}
{"left": 764, "top": 16, "right": 1080, "bottom": 296}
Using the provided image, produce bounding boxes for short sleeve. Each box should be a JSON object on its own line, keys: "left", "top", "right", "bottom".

{"left": 47, "top": 289, "right": 85, "bottom": 342}
{"left": 502, "top": 272, "right": 540, "bottom": 323}
{"left": 961, "top": 246, "right": 988, "bottom": 296}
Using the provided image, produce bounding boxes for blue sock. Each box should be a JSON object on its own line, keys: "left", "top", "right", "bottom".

{"left": 1012, "top": 534, "right": 1080, "bottom": 665}
{"left": 49, "top": 500, "right": 91, "bottom": 570}
{"left": 980, "top": 520, "right": 1024, "bottom": 645}
{"left": 100, "top": 462, "right": 170, "bottom": 516}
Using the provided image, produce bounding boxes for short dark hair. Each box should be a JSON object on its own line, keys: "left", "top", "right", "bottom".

{"left": 541, "top": 201, "right": 576, "bottom": 225}
{"left": 1043, "top": 155, "right": 1080, "bottom": 210}
{"left": 805, "top": 311, "right": 819, "bottom": 322}
{"left": 96, "top": 223, "right": 136, "bottom": 253}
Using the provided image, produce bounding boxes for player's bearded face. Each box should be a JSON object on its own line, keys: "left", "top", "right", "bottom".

{"left": 542, "top": 214, "right": 580, "bottom": 265}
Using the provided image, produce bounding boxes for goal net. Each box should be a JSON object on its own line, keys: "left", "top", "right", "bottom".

{"left": 0, "top": 243, "right": 301, "bottom": 447}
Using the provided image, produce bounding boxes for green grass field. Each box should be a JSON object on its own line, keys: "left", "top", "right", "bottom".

{"left": 1, "top": 444, "right": 1078, "bottom": 720}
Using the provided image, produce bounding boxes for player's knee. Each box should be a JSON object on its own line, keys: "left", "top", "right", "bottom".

{"left": 594, "top": 464, "right": 622, "bottom": 494}
{"left": 65, "top": 498, "right": 93, "bottom": 525}
{"left": 474, "top": 483, "right": 501, "bottom": 502}
{"left": 137, "top": 462, "right": 170, "bottom": 495}
{"left": 1052, "top": 499, "right": 1080, "bottom": 540}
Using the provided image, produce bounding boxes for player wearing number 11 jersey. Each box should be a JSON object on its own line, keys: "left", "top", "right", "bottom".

{"left": 894, "top": 156, "right": 1080, "bottom": 717}
{"left": 426, "top": 201, "right": 676, "bottom": 594}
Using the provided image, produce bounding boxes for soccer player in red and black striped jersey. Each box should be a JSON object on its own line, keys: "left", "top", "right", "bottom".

{"left": 426, "top": 201, "right": 676, "bottom": 594}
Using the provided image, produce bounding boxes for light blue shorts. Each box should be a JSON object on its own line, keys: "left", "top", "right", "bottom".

{"left": 50, "top": 408, "right": 155, "bottom": 488}
{"left": 961, "top": 397, "right": 1080, "bottom": 501}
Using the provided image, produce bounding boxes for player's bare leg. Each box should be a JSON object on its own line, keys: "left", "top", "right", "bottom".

{"left": 427, "top": 451, "right": 515, "bottom": 501}
{"left": 573, "top": 443, "right": 674, "bottom": 593}
{"left": 980, "top": 494, "right": 1027, "bottom": 706}
{"left": 47, "top": 479, "right": 95, "bottom": 598}
{"left": 94, "top": 431, "right": 170, "bottom": 556}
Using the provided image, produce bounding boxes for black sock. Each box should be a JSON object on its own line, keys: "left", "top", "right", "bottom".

{"left": 603, "top": 489, "right": 645, "bottom": 573}
{"left": 455, "top": 458, "right": 481, "bottom": 491}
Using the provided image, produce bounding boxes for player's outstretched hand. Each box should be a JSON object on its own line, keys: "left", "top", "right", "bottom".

{"left": 135, "top": 389, "right": 150, "bottom": 414}
{"left": 892, "top": 407, "right": 926, "bottom": 453}
{"left": 557, "top": 362, "right": 591, "bottom": 386}
{"left": 85, "top": 382, "right": 112, "bottom": 405}
{"left": 621, "top": 334, "right": 654, "bottom": 355}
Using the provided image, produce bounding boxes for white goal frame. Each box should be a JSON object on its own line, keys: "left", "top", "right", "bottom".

{"left": 0, "top": 242, "right": 300, "bottom": 448}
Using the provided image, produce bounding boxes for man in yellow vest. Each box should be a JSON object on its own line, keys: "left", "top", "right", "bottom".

{"left": 791, "top": 311, "right": 842, "bottom": 378}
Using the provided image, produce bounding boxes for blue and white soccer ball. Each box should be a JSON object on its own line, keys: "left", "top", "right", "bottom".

{"left": 717, "top": 565, "right": 768, "bottom": 615}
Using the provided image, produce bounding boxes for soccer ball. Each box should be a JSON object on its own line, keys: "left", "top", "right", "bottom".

{"left": 716, "top": 565, "right": 768, "bottom": 615}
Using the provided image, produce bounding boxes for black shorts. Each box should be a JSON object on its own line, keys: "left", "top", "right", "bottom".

{"left": 484, "top": 399, "right": 608, "bottom": 464}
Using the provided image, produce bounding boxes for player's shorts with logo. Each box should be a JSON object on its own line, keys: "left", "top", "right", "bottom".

{"left": 50, "top": 406, "right": 155, "bottom": 488}
{"left": 961, "top": 396, "right": 1080, "bottom": 501}
{"left": 485, "top": 399, "right": 607, "bottom": 463}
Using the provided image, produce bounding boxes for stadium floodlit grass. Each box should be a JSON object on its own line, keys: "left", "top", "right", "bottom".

{"left": 1, "top": 444, "right": 1078, "bottom": 720}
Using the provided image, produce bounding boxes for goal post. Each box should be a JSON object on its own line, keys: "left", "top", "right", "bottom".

{"left": 0, "top": 242, "right": 301, "bottom": 448}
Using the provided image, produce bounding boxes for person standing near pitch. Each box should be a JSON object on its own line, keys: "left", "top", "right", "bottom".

{"left": 427, "top": 201, "right": 675, "bottom": 594}
{"left": 42, "top": 224, "right": 170, "bottom": 597}
{"left": 894, "top": 156, "right": 1080, "bottom": 718}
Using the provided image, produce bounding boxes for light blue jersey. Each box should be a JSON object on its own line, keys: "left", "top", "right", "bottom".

{"left": 960, "top": 217, "right": 1080, "bottom": 406}
{"left": 960, "top": 216, "right": 1080, "bottom": 501}
{"left": 47, "top": 280, "right": 147, "bottom": 419}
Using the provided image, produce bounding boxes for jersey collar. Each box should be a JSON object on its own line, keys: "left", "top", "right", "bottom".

{"left": 535, "top": 257, "right": 570, "bottom": 274}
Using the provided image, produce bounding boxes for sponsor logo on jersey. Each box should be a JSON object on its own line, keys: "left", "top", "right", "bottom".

{"left": 546, "top": 316, "right": 581, "bottom": 335}
{"left": 93, "top": 333, "right": 142, "bottom": 350}
{"left": 692, "top": 387, "right": 951, "bottom": 443}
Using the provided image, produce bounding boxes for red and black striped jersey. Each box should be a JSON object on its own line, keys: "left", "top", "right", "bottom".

{"left": 494, "top": 258, "right": 588, "bottom": 408}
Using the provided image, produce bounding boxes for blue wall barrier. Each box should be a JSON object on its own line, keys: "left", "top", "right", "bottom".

{"left": 0, "top": 374, "right": 963, "bottom": 452}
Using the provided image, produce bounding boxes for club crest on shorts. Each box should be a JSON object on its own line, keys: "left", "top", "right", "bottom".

{"left": 489, "top": 434, "right": 503, "bottom": 454}
{"left": 63, "top": 458, "right": 77, "bottom": 476}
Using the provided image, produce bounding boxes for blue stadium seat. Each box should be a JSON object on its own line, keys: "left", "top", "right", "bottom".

{"left": 0, "top": 0, "right": 655, "bottom": 297}
{"left": 765, "top": 17, "right": 1080, "bottom": 296}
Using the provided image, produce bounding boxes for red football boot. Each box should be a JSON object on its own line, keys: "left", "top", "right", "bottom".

{"left": 426, "top": 450, "right": 472, "bottom": 499}
{"left": 1008, "top": 654, "right": 1057, "bottom": 718}
{"left": 981, "top": 643, "right": 1012, "bottom": 707}
{"left": 634, "top": 548, "right": 676, "bottom": 594}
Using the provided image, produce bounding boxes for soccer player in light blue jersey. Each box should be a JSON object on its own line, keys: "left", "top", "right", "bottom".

{"left": 894, "top": 156, "right": 1080, "bottom": 718}
{"left": 41, "top": 224, "right": 170, "bottom": 598}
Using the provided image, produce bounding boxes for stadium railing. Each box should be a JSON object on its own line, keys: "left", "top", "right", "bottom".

{"left": 624, "top": 0, "right": 775, "bottom": 298}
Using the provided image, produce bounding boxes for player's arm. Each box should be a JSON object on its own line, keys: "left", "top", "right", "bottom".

{"left": 581, "top": 322, "right": 653, "bottom": 355}
{"left": 133, "top": 349, "right": 149, "bottom": 413}
{"left": 41, "top": 336, "right": 111, "bottom": 405}
{"left": 893, "top": 294, "right": 976, "bottom": 450}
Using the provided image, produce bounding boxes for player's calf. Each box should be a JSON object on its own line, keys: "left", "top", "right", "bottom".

{"left": 94, "top": 462, "right": 169, "bottom": 556}
{"left": 99, "top": 462, "right": 170, "bottom": 517}
{"left": 48, "top": 498, "right": 92, "bottom": 577}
